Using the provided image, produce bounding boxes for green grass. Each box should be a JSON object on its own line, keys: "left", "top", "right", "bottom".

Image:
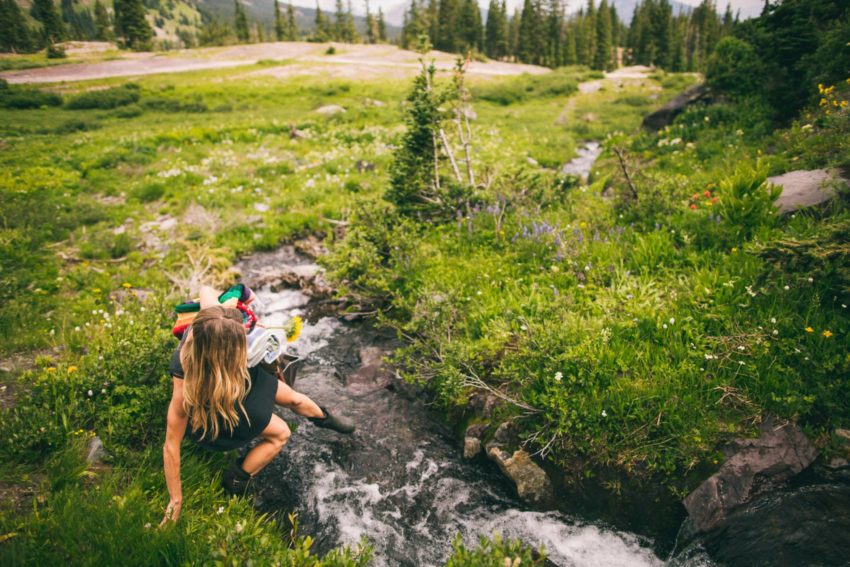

{"left": 3, "top": 56, "right": 846, "bottom": 563}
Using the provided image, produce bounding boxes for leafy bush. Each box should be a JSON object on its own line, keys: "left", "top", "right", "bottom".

{"left": 445, "top": 534, "right": 543, "bottom": 566}
{"left": 142, "top": 96, "right": 208, "bottom": 113}
{"left": 0, "top": 87, "right": 63, "bottom": 109}
{"left": 706, "top": 37, "right": 764, "bottom": 100}
{"left": 66, "top": 84, "right": 141, "bottom": 110}
{"left": 46, "top": 43, "right": 66, "bottom": 59}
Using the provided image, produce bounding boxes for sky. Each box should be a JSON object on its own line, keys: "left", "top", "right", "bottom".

{"left": 293, "top": 0, "right": 765, "bottom": 23}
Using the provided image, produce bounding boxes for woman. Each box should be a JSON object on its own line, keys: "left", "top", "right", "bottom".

{"left": 162, "top": 286, "right": 353, "bottom": 524}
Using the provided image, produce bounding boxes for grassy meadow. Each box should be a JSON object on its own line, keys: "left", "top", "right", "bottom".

{"left": 1, "top": 54, "right": 848, "bottom": 564}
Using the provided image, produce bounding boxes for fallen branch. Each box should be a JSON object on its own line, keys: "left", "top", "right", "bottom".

{"left": 613, "top": 146, "right": 639, "bottom": 201}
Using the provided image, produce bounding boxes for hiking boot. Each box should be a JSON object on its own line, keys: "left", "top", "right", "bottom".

{"left": 221, "top": 459, "right": 253, "bottom": 496}
{"left": 308, "top": 406, "right": 355, "bottom": 434}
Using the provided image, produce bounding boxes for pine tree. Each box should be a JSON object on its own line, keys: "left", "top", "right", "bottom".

{"left": 427, "top": 0, "right": 438, "bottom": 45}
{"left": 545, "top": 0, "right": 563, "bottom": 68}
{"left": 1, "top": 0, "right": 33, "bottom": 52}
{"left": 593, "top": 0, "right": 612, "bottom": 70}
{"left": 457, "top": 0, "right": 483, "bottom": 52}
{"left": 484, "top": 0, "right": 501, "bottom": 58}
{"left": 377, "top": 6, "right": 386, "bottom": 41}
{"left": 285, "top": 2, "right": 297, "bottom": 40}
{"left": 507, "top": 7, "right": 520, "bottom": 60}
{"left": 234, "top": 0, "right": 249, "bottom": 42}
{"left": 344, "top": 0, "right": 357, "bottom": 42}
{"left": 314, "top": 2, "right": 330, "bottom": 41}
{"left": 274, "top": 0, "right": 283, "bottom": 40}
{"left": 114, "top": 0, "right": 150, "bottom": 49}
{"left": 562, "top": 21, "right": 577, "bottom": 64}
{"left": 365, "top": 0, "right": 376, "bottom": 44}
{"left": 334, "top": 0, "right": 344, "bottom": 41}
{"left": 32, "top": 0, "right": 66, "bottom": 45}
{"left": 516, "top": 0, "right": 537, "bottom": 63}
{"left": 436, "top": 0, "right": 459, "bottom": 52}
{"left": 93, "top": 0, "right": 111, "bottom": 41}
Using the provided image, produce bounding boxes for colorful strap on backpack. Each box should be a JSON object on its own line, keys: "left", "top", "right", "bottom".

{"left": 172, "top": 283, "right": 257, "bottom": 338}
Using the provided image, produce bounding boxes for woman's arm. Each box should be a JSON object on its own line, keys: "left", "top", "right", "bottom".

{"left": 161, "top": 377, "right": 188, "bottom": 525}
{"left": 199, "top": 285, "right": 220, "bottom": 310}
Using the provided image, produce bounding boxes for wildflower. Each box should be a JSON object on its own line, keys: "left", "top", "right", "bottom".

{"left": 46, "top": 367, "right": 56, "bottom": 373}
{"left": 235, "top": 521, "right": 244, "bottom": 534}
{"left": 669, "top": 318, "right": 675, "bottom": 325}
{"left": 663, "top": 324, "right": 668, "bottom": 329}
{"left": 772, "top": 329, "right": 779, "bottom": 335}
{"left": 737, "top": 346, "right": 745, "bottom": 351}
{"left": 731, "top": 247, "right": 738, "bottom": 253}
{"left": 703, "top": 190, "right": 711, "bottom": 198}
{"left": 770, "top": 317, "right": 777, "bottom": 324}
{"left": 690, "top": 204, "right": 697, "bottom": 210}
{"left": 784, "top": 285, "right": 790, "bottom": 290}
{"left": 87, "top": 390, "right": 94, "bottom": 397}
{"left": 285, "top": 316, "right": 303, "bottom": 343}
{"left": 692, "top": 193, "right": 700, "bottom": 200}
{"left": 217, "top": 506, "right": 225, "bottom": 515}
{"left": 67, "top": 365, "right": 78, "bottom": 374}
{"left": 550, "top": 265, "right": 559, "bottom": 273}
{"left": 807, "top": 277, "right": 814, "bottom": 283}
{"left": 144, "top": 523, "right": 152, "bottom": 530}
{"left": 805, "top": 327, "right": 814, "bottom": 333}
{"left": 738, "top": 361, "right": 745, "bottom": 366}
{"left": 601, "top": 410, "right": 607, "bottom": 418}
{"left": 122, "top": 282, "right": 132, "bottom": 289}
{"left": 554, "top": 372, "right": 563, "bottom": 382}
{"left": 822, "top": 330, "right": 833, "bottom": 338}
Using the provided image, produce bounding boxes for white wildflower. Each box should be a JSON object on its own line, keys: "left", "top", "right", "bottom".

{"left": 554, "top": 371, "right": 563, "bottom": 382}
{"left": 601, "top": 410, "right": 608, "bottom": 417}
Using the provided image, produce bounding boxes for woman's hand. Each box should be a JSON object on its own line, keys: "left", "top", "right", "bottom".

{"left": 160, "top": 498, "right": 182, "bottom": 526}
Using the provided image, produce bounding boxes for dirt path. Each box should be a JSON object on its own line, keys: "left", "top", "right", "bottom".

{"left": 1, "top": 42, "right": 548, "bottom": 85}
{"left": 556, "top": 65, "right": 654, "bottom": 124}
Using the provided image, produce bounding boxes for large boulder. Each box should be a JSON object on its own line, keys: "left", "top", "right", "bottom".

{"left": 683, "top": 418, "right": 818, "bottom": 533}
{"left": 642, "top": 83, "right": 710, "bottom": 131}
{"left": 487, "top": 447, "right": 555, "bottom": 508}
{"left": 769, "top": 169, "right": 847, "bottom": 214}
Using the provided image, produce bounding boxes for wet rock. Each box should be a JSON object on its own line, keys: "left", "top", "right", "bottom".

{"left": 642, "top": 83, "right": 710, "bottom": 131}
{"left": 493, "top": 421, "right": 517, "bottom": 445}
{"left": 314, "top": 104, "right": 346, "bottom": 115}
{"left": 86, "top": 435, "right": 108, "bottom": 466}
{"left": 487, "top": 447, "right": 554, "bottom": 508}
{"left": 683, "top": 418, "right": 818, "bottom": 533}
{"left": 769, "top": 169, "right": 846, "bottom": 214}
{"left": 294, "top": 235, "right": 328, "bottom": 258}
{"left": 345, "top": 346, "right": 391, "bottom": 396}
{"left": 463, "top": 436, "right": 482, "bottom": 459}
{"left": 467, "top": 392, "right": 497, "bottom": 417}
{"left": 465, "top": 423, "right": 487, "bottom": 439}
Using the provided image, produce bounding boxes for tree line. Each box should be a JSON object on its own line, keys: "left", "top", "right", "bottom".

{"left": 0, "top": 0, "right": 746, "bottom": 71}
{"left": 0, "top": 0, "right": 152, "bottom": 52}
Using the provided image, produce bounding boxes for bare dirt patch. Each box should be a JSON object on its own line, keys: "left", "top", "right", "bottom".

{"left": 1, "top": 42, "right": 548, "bottom": 85}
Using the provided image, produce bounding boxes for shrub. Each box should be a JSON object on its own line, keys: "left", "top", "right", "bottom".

{"left": 445, "top": 534, "right": 544, "bottom": 566}
{"left": 66, "top": 84, "right": 141, "bottom": 110}
{"left": 54, "top": 118, "right": 100, "bottom": 134}
{"left": 46, "top": 43, "right": 66, "bottom": 59}
{"left": 0, "top": 87, "right": 63, "bottom": 109}
{"left": 707, "top": 37, "right": 764, "bottom": 100}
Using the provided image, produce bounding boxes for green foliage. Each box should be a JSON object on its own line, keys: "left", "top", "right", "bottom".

{"left": 386, "top": 61, "right": 445, "bottom": 217}
{"left": 0, "top": 85, "right": 63, "bottom": 109}
{"left": 46, "top": 43, "right": 66, "bottom": 59}
{"left": 66, "top": 84, "right": 141, "bottom": 110}
{"left": 445, "top": 533, "right": 544, "bottom": 566}
{"left": 706, "top": 37, "right": 763, "bottom": 100}
{"left": 471, "top": 68, "right": 580, "bottom": 106}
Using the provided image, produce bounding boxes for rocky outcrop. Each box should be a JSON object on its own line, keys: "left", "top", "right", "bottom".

{"left": 683, "top": 418, "right": 818, "bottom": 533}
{"left": 487, "top": 447, "right": 555, "bottom": 508}
{"left": 345, "top": 346, "right": 392, "bottom": 396}
{"left": 642, "top": 83, "right": 710, "bottom": 131}
{"left": 769, "top": 169, "right": 847, "bottom": 214}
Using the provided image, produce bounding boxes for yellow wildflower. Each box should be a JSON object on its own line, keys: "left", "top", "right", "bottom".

{"left": 92, "top": 288, "right": 101, "bottom": 294}
{"left": 285, "top": 316, "right": 303, "bottom": 343}
{"left": 46, "top": 367, "right": 56, "bottom": 373}
{"left": 731, "top": 247, "right": 738, "bottom": 253}
{"left": 67, "top": 366, "right": 78, "bottom": 374}
{"left": 822, "top": 330, "right": 833, "bottom": 338}
{"left": 122, "top": 282, "right": 132, "bottom": 289}
{"left": 820, "top": 98, "right": 828, "bottom": 106}
{"left": 805, "top": 326, "right": 814, "bottom": 333}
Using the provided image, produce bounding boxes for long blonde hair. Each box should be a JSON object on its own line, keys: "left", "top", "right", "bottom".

{"left": 180, "top": 306, "right": 251, "bottom": 440}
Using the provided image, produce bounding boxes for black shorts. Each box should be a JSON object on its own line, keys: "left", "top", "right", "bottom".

{"left": 169, "top": 338, "right": 278, "bottom": 452}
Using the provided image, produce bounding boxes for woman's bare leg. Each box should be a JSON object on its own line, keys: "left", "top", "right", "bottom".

{"left": 240, "top": 414, "right": 291, "bottom": 475}
{"left": 275, "top": 380, "right": 324, "bottom": 419}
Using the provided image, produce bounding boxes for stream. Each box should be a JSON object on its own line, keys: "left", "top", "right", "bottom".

{"left": 236, "top": 248, "right": 668, "bottom": 566}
